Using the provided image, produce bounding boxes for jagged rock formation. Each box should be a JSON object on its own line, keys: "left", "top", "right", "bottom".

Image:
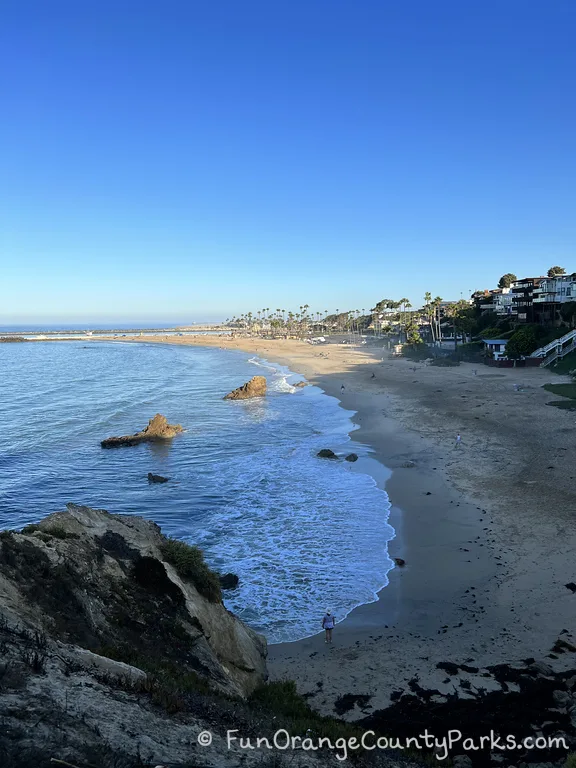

{"left": 0, "top": 336, "right": 27, "bottom": 342}
{"left": 224, "top": 376, "right": 267, "bottom": 400}
{"left": 101, "top": 414, "right": 184, "bottom": 448}
{"left": 0, "top": 504, "right": 266, "bottom": 699}
{"left": 294, "top": 381, "right": 309, "bottom": 388}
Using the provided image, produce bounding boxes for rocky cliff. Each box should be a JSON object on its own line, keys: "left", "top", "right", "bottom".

{"left": 0, "top": 504, "right": 404, "bottom": 767}
{"left": 0, "top": 504, "right": 266, "bottom": 699}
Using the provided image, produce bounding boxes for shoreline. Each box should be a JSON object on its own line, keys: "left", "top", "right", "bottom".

{"left": 42, "top": 334, "right": 576, "bottom": 716}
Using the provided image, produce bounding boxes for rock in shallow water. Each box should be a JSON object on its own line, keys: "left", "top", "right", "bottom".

{"left": 101, "top": 414, "right": 184, "bottom": 448}
{"left": 223, "top": 376, "right": 267, "bottom": 400}
{"left": 345, "top": 453, "right": 358, "bottom": 462}
{"left": 317, "top": 449, "right": 338, "bottom": 459}
{"left": 219, "top": 573, "right": 240, "bottom": 590}
{"left": 147, "top": 472, "right": 169, "bottom": 483}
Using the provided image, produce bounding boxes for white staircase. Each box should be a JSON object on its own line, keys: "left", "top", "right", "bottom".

{"left": 530, "top": 329, "right": 576, "bottom": 367}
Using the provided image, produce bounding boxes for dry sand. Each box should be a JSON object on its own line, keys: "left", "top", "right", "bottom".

{"left": 93, "top": 334, "right": 576, "bottom": 717}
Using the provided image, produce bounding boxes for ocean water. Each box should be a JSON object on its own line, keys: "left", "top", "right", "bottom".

{"left": 0, "top": 342, "right": 394, "bottom": 642}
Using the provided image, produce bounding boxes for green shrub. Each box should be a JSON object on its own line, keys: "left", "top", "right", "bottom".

{"left": 21, "top": 525, "right": 40, "bottom": 535}
{"left": 159, "top": 538, "right": 222, "bottom": 603}
{"left": 543, "top": 383, "right": 576, "bottom": 400}
{"left": 455, "top": 341, "right": 483, "bottom": 362}
{"left": 564, "top": 753, "right": 576, "bottom": 768}
{"left": 43, "top": 526, "right": 79, "bottom": 540}
{"left": 506, "top": 327, "right": 539, "bottom": 358}
{"left": 401, "top": 343, "right": 430, "bottom": 361}
{"left": 430, "top": 357, "right": 460, "bottom": 367}
{"left": 478, "top": 327, "right": 503, "bottom": 339}
{"left": 94, "top": 646, "right": 212, "bottom": 713}
{"left": 250, "top": 680, "right": 362, "bottom": 742}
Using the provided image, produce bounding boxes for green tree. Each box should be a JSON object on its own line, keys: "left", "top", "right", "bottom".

{"left": 548, "top": 266, "right": 566, "bottom": 277}
{"left": 498, "top": 273, "right": 517, "bottom": 288}
{"left": 506, "top": 327, "right": 538, "bottom": 358}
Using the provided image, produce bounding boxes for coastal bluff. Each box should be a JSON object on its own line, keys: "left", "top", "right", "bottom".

{"left": 0, "top": 504, "right": 274, "bottom": 766}
{"left": 101, "top": 413, "right": 183, "bottom": 447}
{"left": 0, "top": 504, "right": 266, "bottom": 699}
{"left": 224, "top": 375, "right": 267, "bottom": 400}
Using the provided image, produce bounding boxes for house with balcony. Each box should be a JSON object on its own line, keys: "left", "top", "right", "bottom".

{"left": 510, "top": 277, "right": 545, "bottom": 323}
{"left": 532, "top": 273, "right": 576, "bottom": 325}
{"left": 476, "top": 287, "right": 515, "bottom": 316}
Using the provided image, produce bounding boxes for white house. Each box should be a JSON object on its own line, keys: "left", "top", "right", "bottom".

{"left": 533, "top": 274, "right": 576, "bottom": 304}
{"left": 482, "top": 338, "right": 509, "bottom": 360}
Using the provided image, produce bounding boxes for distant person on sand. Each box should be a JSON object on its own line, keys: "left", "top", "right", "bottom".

{"left": 454, "top": 433, "right": 462, "bottom": 449}
{"left": 322, "top": 610, "right": 335, "bottom": 643}
{"left": 341, "top": 385, "right": 345, "bottom": 394}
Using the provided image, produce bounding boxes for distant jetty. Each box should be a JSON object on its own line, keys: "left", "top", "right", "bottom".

{"left": 1, "top": 325, "right": 230, "bottom": 340}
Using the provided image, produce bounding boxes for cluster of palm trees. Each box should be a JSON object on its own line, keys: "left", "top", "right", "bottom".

{"left": 423, "top": 293, "right": 445, "bottom": 343}
{"left": 223, "top": 293, "right": 456, "bottom": 343}
{"left": 225, "top": 306, "right": 322, "bottom": 337}
{"left": 224, "top": 306, "right": 373, "bottom": 338}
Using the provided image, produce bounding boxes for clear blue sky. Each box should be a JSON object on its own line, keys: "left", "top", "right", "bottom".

{"left": 2, "top": 0, "right": 575, "bottom": 323}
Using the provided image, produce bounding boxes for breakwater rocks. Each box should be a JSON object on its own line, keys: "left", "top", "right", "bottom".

{"left": 101, "top": 413, "right": 184, "bottom": 447}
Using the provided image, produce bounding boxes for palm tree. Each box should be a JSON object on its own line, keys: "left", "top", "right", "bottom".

{"left": 424, "top": 292, "right": 433, "bottom": 341}
{"left": 432, "top": 297, "right": 443, "bottom": 343}
{"left": 398, "top": 298, "right": 409, "bottom": 342}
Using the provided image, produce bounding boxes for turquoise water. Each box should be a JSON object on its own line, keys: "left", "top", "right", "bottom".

{"left": 0, "top": 342, "right": 394, "bottom": 642}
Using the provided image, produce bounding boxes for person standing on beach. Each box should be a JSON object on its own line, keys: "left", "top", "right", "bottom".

{"left": 341, "top": 385, "right": 345, "bottom": 394}
{"left": 322, "top": 610, "right": 335, "bottom": 643}
{"left": 454, "top": 433, "right": 462, "bottom": 449}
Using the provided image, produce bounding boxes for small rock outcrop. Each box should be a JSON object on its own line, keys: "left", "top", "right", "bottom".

{"left": 220, "top": 572, "right": 240, "bottom": 590}
{"left": 224, "top": 376, "right": 267, "bottom": 400}
{"left": 317, "top": 449, "right": 338, "bottom": 460}
{"left": 293, "top": 381, "right": 308, "bottom": 388}
{"left": 393, "top": 558, "right": 406, "bottom": 567}
{"left": 147, "top": 472, "right": 169, "bottom": 483}
{"left": 101, "top": 414, "right": 184, "bottom": 448}
{"left": 345, "top": 453, "right": 358, "bottom": 462}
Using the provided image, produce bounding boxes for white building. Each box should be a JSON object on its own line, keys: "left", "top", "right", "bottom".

{"left": 478, "top": 287, "right": 514, "bottom": 316}
{"left": 533, "top": 274, "right": 576, "bottom": 305}
{"left": 482, "top": 338, "right": 509, "bottom": 360}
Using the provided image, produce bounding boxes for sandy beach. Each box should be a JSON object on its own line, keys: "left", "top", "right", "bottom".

{"left": 92, "top": 334, "right": 576, "bottom": 718}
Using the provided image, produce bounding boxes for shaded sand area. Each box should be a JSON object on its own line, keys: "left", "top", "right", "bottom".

{"left": 90, "top": 335, "right": 576, "bottom": 718}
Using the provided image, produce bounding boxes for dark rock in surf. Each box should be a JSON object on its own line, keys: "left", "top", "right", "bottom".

{"left": 345, "top": 453, "right": 358, "bottom": 462}
{"left": 219, "top": 573, "right": 240, "bottom": 590}
{"left": 317, "top": 449, "right": 338, "bottom": 460}
{"left": 147, "top": 473, "right": 169, "bottom": 484}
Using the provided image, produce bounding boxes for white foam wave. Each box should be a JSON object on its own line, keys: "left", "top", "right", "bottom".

{"left": 188, "top": 434, "right": 395, "bottom": 644}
